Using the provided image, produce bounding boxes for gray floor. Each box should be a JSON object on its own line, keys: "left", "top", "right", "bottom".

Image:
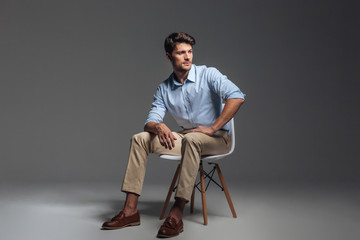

{"left": 0, "top": 182, "right": 359, "bottom": 240}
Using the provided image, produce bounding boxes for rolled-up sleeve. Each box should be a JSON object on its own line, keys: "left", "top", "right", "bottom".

{"left": 144, "top": 87, "right": 167, "bottom": 126}
{"left": 208, "top": 68, "right": 246, "bottom": 101}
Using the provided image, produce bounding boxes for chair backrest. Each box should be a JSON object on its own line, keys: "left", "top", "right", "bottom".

{"left": 228, "top": 117, "right": 236, "bottom": 155}
{"left": 222, "top": 102, "right": 235, "bottom": 155}
{"left": 201, "top": 117, "right": 235, "bottom": 161}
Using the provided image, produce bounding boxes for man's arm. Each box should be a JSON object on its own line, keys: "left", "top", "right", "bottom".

{"left": 192, "top": 98, "right": 244, "bottom": 136}
{"left": 144, "top": 85, "right": 177, "bottom": 149}
{"left": 144, "top": 122, "right": 177, "bottom": 150}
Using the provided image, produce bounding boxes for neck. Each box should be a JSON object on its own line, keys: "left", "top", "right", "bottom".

{"left": 173, "top": 69, "right": 189, "bottom": 84}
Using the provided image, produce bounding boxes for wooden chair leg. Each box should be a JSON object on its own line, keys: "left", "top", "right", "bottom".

{"left": 190, "top": 186, "right": 195, "bottom": 213}
{"left": 160, "top": 164, "right": 180, "bottom": 220}
{"left": 215, "top": 164, "right": 237, "bottom": 218}
{"left": 199, "top": 163, "right": 208, "bottom": 225}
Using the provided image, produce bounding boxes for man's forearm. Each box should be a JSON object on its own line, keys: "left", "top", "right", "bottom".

{"left": 211, "top": 98, "right": 244, "bottom": 132}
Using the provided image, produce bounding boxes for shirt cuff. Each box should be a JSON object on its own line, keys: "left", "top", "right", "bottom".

{"left": 227, "top": 91, "right": 246, "bottom": 100}
{"left": 144, "top": 119, "right": 162, "bottom": 126}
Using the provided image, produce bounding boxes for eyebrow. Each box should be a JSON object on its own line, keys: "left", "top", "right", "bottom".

{"left": 176, "top": 49, "right": 192, "bottom": 53}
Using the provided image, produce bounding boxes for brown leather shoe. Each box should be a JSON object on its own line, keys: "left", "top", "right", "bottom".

{"left": 102, "top": 210, "right": 140, "bottom": 230}
{"left": 157, "top": 216, "right": 183, "bottom": 238}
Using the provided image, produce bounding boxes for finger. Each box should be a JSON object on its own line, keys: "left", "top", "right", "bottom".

{"left": 165, "top": 135, "right": 172, "bottom": 150}
{"left": 158, "top": 135, "right": 164, "bottom": 145}
{"left": 160, "top": 135, "right": 167, "bottom": 148}
{"left": 170, "top": 134, "right": 177, "bottom": 148}
{"left": 163, "top": 136, "right": 169, "bottom": 149}
{"left": 171, "top": 138, "right": 176, "bottom": 148}
{"left": 166, "top": 133, "right": 174, "bottom": 149}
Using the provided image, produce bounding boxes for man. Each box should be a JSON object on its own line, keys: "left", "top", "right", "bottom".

{"left": 102, "top": 32, "right": 245, "bottom": 238}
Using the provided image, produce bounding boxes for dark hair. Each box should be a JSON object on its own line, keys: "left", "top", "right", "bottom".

{"left": 164, "top": 32, "right": 196, "bottom": 54}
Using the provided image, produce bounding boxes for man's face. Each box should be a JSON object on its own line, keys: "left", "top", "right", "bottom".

{"left": 167, "top": 43, "right": 193, "bottom": 72}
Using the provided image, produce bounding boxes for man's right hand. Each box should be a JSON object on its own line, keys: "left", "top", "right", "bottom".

{"left": 155, "top": 123, "right": 177, "bottom": 150}
{"left": 145, "top": 122, "right": 177, "bottom": 150}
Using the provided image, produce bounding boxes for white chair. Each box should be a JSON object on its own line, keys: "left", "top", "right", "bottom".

{"left": 159, "top": 118, "right": 237, "bottom": 225}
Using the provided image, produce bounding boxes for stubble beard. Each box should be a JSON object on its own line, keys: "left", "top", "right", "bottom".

{"left": 179, "top": 61, "right": 192, "bottom": 72}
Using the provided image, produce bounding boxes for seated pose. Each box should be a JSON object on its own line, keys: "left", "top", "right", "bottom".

{"left": 102, "top": 32, "right": 246, "bottom": 238}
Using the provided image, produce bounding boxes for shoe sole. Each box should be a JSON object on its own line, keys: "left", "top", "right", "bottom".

{"left": 101, "top": 221, "right": 140, "bottom": 230}
{"left": 156, "top": 227, "right": 183, "bottom": 238}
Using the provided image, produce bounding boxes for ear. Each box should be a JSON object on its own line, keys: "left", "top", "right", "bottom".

{"left": 166, "top": 52, "right": 172, "bottom": 62}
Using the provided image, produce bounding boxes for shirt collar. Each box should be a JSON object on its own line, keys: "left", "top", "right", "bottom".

{"left": 171, "top": 64, "right": 196, "bottom": 89}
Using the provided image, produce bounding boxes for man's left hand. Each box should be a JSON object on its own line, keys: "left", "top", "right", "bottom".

{"left": 192, "top": 126, "right": 216, "bottom": 136}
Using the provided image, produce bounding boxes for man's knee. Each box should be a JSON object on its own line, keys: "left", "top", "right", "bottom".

{"left": 181, "top": 133, "right": 203, "bottom": 155}
{"left": 131, "top": 132, "right": 151, "bottom": 144}
{"left": 182, "top": 133, "right": 202, "bottom": 146}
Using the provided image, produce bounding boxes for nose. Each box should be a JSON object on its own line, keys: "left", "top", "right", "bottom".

{"left": 184, "top": 53, "right": 189, "bottom": 59}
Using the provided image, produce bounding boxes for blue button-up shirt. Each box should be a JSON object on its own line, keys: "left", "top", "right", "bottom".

{"left": 145, "top": 64, "right": 246, "bottom": 131}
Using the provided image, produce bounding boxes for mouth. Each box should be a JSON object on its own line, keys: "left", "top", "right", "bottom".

{"left": 183, "top": 62, "right": 191, "bottom": 66}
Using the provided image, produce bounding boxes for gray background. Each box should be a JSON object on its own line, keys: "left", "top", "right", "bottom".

{"left": 1, "top": 1, "right": 360, "bottom": 240}
{"left": 1, "top": 0, "right": 359, "bottom": 185}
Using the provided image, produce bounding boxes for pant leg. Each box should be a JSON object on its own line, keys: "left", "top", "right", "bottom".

{"left": 121, "top": 131, "right": 184, "bottom": 195}
{"left": 175, "top": 130, "right": 231, "bottom": 201}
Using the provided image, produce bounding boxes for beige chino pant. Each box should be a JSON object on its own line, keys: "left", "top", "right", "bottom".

{"left": 121, "top": 130, "right": 231, "bottom": 201}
